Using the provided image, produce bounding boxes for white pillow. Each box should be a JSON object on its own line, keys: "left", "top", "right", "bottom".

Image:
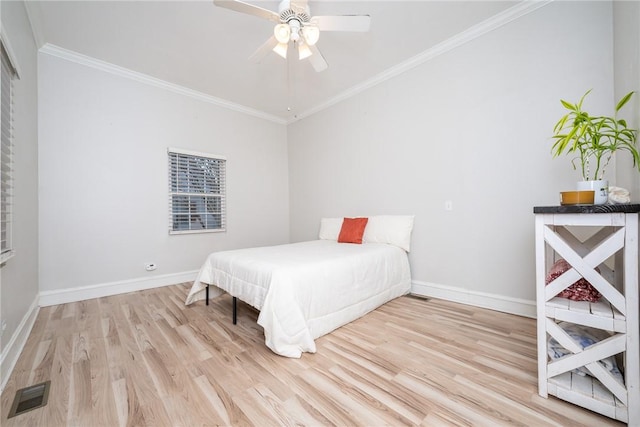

{"left": 318, "top": 217, "right": 343, "bottom": 240}
{"left": 363, "top": 215, "right": 414, "bottom": 252}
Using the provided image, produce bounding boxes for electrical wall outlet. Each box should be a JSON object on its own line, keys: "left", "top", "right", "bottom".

{"left": 445, "top": 200, "right": 453, "bottom": 211}
{"left": 144, "top": 263, "right": 157, "bottom": 271}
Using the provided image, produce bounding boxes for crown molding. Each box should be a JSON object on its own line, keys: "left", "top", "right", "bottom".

{"left": 39, "top": 44, "right": 287, "bottom": 125}
{"left": 37, "top": 0, "right": 551, "bottom": 127}
{"left": 288, "top": 0, "right": 553, "bottom": 124}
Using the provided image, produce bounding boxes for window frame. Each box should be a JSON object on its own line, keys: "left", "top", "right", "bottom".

{"left": 0, "top": 31, "right": 19, "bottom": 264}
{"left": 168, "top": 147, "right": 227, "bottom": 235}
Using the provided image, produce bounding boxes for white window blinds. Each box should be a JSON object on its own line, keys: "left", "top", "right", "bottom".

{"left": 0, "top": 42, "right": 16, "bottom": 263}
{"left": 168, "top": 148, "right": 226, "bottom": 234}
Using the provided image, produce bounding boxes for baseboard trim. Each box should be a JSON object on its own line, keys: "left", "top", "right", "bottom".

{"left": 411, "top": 280, "right": 536, "bottom": 318}
{"left": 39, "top": 270, "right": 199, "bottom": 307}
{"left": 0, "top": 296, "right": 40, "bottom": 392}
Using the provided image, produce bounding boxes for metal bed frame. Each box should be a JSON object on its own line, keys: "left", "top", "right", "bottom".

{"left": 205, "top": 284, "right": 237, "bottom": 324}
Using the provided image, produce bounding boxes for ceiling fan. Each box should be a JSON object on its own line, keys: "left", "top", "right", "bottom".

{"left": 213, "top": 0, "right": 371, "bottom": 72}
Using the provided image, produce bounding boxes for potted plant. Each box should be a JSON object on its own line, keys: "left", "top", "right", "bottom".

{"left": 551, "top": 89, "right": 639, "bottom": 204}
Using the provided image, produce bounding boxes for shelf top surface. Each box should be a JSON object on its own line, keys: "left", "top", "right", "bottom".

{"left": 534, "top": 204, "right": 640, "bottom": 214}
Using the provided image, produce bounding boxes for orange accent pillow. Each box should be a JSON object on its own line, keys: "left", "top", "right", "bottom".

{"left": 338, "top": 217, "right": 369, "bottom": 244}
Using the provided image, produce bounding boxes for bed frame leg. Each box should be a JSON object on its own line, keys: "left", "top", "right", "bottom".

{"left": 206, "top": 285, "right": 209, "bottom": 305}
{"left": 233, "top": 297, "right": 237, "bottom": 325}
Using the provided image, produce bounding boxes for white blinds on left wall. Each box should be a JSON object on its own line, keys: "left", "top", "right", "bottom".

{"left": 0, "top": 42, "right": 16, "bottom": 263}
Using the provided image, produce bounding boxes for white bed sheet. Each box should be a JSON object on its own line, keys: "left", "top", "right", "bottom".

{"left": 185, "top": 240, "right": 411, "bottom": 357}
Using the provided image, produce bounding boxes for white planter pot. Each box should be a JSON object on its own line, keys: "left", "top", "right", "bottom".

{"left": 577, "top": 179, "right": 608, "bottom": 205}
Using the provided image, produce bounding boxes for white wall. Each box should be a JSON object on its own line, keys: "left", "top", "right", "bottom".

{"left": 38, "top": 54, "right": 290, "bottom": 295}
{"left": 613, "top": 1, "right": 640, "bottom": 200}
{"left": 0, "top": 0, "right": 39, "bottom": 376}
{"left": 288, "top": 1, "right": 614, "bottom": 312}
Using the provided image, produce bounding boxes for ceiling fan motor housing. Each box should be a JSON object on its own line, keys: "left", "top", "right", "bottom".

{"left": 277, "top": 1, "right": 313, "bottom": 44}
{"left": 278, "top": 0, "right": 310, "bottom": 24}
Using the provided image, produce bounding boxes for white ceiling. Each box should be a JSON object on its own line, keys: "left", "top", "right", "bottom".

{"left": 26, "top": 1, "right": 519, "bottom": 122}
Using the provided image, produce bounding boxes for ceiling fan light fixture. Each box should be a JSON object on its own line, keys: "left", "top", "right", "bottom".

{"left": 289, "top": 19, "right": 301, "bottom": 42}
{"left": 274, "top": 23, "right": 291, "bottom": 44}
{"left": 302, "top": 26, "right": 320, "bottom": 46}
{"left": 273, "top": 42, "right": 288, "bottom": 58}
{"left": 298, "top": 43, "right": 312, "bottom": 60}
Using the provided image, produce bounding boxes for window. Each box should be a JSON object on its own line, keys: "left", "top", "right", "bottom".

{"left": 0, "top": 40, "right": 17, "bottom": 263}
{"left": 168, "top": 148, "right": 226, "bottom": 234}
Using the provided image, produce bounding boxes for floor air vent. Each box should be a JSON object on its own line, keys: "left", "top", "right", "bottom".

{"left": 8, "top": 381, "right": 51, "bottom": 418}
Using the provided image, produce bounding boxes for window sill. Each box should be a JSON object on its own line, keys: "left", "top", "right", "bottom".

{"left": 169, "top": 229, "right": 226, "bottom": 235}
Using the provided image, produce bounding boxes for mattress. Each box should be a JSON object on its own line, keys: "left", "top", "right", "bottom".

{"left": 185, "top": 240, "right": 411, "bottom": 357}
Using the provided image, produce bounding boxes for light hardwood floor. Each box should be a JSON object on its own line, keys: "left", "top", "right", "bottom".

{"left": 1, "top": 283, "right": 624, "bottom": 426}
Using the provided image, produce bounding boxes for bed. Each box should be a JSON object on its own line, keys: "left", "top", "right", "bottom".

{"left": 185, "top": 215, "right": 414, "bottom": 358}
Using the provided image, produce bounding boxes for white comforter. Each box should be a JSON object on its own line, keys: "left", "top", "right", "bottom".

{"left": 185, "top": 240, "right": 411, "bottom": 357}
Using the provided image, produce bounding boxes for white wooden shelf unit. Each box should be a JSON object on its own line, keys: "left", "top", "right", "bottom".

{"left": 534, "top": 205, "right": 639, "bottom": 424}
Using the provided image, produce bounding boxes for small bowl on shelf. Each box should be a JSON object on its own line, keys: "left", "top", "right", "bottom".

{"left": 560, "top": 190, "right": 595, "bottom": 205}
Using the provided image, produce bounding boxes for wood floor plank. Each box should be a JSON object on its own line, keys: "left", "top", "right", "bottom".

{"left": 89, "top": 335, "right": 120, "bottom": 426}
{"left": 281, "top": 393, "right": 334, "bottom": 426}
{"left": 395, "top": 370, "right": 501, "bottom": 426}
{"left": 193, "top": 374, "right": 233, "bottom": 425}
{"left": 329, "top": 365, "right": 424, "bottom": 425}
{"left": 26, "top": 339, "right": 54, "bottom": 387}
{"left": 1, "top": 283, "right": 626, "bottom": 426}
{"left": 40, "top": 333, "right": 73, "bottom": 426}
{"left": 68, "top": 357, "right": 92, "bottom": 426}
{"left": 288, "top": 370, "right": 363, "bottom": 426}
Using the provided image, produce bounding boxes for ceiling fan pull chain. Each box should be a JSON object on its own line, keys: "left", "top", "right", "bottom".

{"left": 287, "top": 49, "right": 294, "bottom": 112}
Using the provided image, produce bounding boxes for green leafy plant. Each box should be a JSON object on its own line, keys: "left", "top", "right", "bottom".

{"left": 551, "top": 90, "right": 639, "bottom": 181}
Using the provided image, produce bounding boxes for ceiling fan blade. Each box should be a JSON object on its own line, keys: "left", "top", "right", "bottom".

{"left": 213, "top": 0, "right": 280, "bottom": 22}
{"left": 248, "top": 36, "right": 279, "bottom": 63}
{"left": 312, "top": 15, "right": 371, "bottom": 32}
{"left": 307, "top": 45, "right": 328, "bottom": 72}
